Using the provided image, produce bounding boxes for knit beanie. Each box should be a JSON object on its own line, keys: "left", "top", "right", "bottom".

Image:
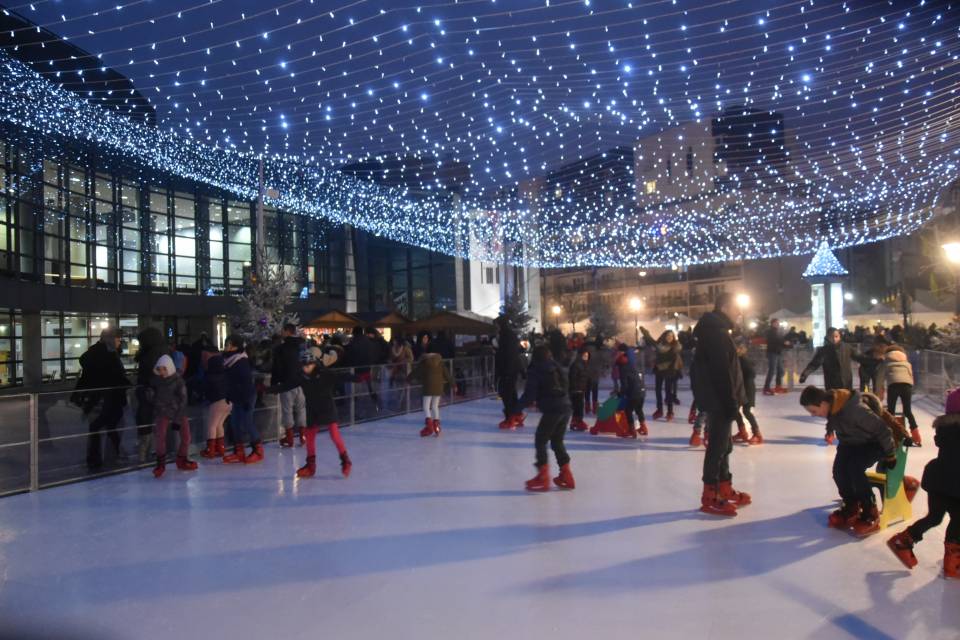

{"left": 155, "top": 354, "right": 176, "bottom": 376}
{"left": 945, "top": 387, "right": 960, "bottom": 415}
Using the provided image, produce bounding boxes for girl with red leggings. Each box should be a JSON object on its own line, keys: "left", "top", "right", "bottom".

{"left": 296, "top": 347, "right": 358, "bottom": 478}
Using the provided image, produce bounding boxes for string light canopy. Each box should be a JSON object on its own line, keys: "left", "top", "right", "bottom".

{"left": 0, "top": 0, "right": 958, "bottom": 268}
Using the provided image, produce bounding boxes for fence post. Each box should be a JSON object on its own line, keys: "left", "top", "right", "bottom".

{"left": 448, "top": 359, "right": 456, "bottom": 405}
{"left": 350, "top": 368, "right": 357, "bottom": 425}
{"left": 29, "top": 393, "right": 39, "bottom": 492}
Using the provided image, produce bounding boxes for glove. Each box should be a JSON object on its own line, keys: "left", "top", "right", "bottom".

{"left": 903, "top": 436, "right": 915, "bottom": 448}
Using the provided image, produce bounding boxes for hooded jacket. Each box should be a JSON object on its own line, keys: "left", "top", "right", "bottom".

{"left": 518, "top": 357, "right": 571, "bottom": 415}
{"left": 224, "top": 352, "right": 256, "bottom": 409}
{"left": 150, "top": 356, "right": 187, "bottom": 420}
{"left": 408, "top": 352, "right": 453, "bottom": 396}
{"left": 692, "top": 311, "right": 745, "bottom": 417}
{"left": 882, "top": 348, "right": 914, "bottom": 386}
{"left": 825, "top": 390, "right": 896, "bottom": 456}
{"left": 922, "top": 414, "right": 960, "bottom": 498}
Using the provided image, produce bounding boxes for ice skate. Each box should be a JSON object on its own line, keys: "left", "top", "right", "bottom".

{"left": 296, "top": 455, "right": 316, "bottom": 478}
{"left": 909, "top": 427, "right": 922, "bottom": 446}
{"left": 175, "top": 455, "right": 198, "bottom": 471}
{"left": 498, "top": 417, "right": 516, "bottom": 430}
{"left": 852, "top": 504, "right": 881, "bottom": 537}
{"left": 687, "top": 407, "right": 697, "bottom": 424}
{"left": 689, "top": 429, "right": 702, "bottom": 447}
{"left": 732, "top": 424, "right": 751, "bottom": 444}
{"left": 215, "top": 437, "right": 226, "bottom": 456}
{"left": 886, "top": 531, "right": 918, "bottom": 569}
{"left": 825, "top": 432, "right": 837, "bottom": 446}
{"left": 651, "top": 409, "right": 663, "bottom": 421}
{"left": 279, "top": 428, "right": 295, "bottom": 448}
{"left": 774, "top": 386, "right": 788, "bottom": 394}
{"left": 525, "top": 465, "right": 551, "bottom": 492}
{"left": 420, "top": 418, "right": 434, "bottom": 437}
{"left": 827, "top": 502, "right": 861, "bottom": 529}
{"left": 553, "top": 464, "right": 575, "bottom": 490}
{"left": 511, "top": 413, "right": 527, "bottom": 427}
{"left": 718, "top": 480, "right": 751, "bottom": 506}
{"left": 222, "top": 444, "right": 246, "bottom": 464}
{"left": 245, "top": 443, "right": 264, "bottom": 464}
{"left": 762, "top": 388, "right": 775, "bottom": 396}
{"left": 638, "top": 422, "right": 649, "bottom": 436}
{"left": 903, "top": 476, "right": 919, "bottom": 502}
{"left": 200, "top": 439, "right": 217, "bottom": 459}
{"left": 699, "top": 483, "right": 737, "bottom": 517}
{"left": 152, "top": 456, "right": 165, "bottom": 479}
{"left": 432, "top": 419, "right": 441, "bottom": 436}
{"left": 665, "top": 411, "right": 674, "bottom": 422}
{"left": 945, "top": 543, "right": 960, "bottom": 579}
{"left": 748, "top": 433, "right": 764, "bottom": 445}
{"left": 340, "top": 452, "right": 352, "bottom": 477}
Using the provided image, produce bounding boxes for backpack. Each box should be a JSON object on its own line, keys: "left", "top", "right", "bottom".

{"left": 861, "top": 391, "right": 912, "bottom": 445}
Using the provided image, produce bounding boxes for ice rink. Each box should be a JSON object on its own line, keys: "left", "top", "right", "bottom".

{"left": 0, "top": 388, "right": 956, "bottom": 640}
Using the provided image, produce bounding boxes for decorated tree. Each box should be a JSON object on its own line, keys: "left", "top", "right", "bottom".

{"left": 587, "top": 297, "right": 620, "bottom": 341}
{"left": 500, "top": 292, "right": 533, "bottom": 335}
{"left": 233, "top": 244, "right": 300, "bottom": 342}
{"left": 930, "top": 317, "right": 960, "bottom": 354}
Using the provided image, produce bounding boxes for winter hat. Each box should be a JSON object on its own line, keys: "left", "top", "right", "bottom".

{"left": 321, "top": 347, "right": 338, "bottom": 368}
{"left": 155, "top": 354, "right": 176, "bottom": 376}
{"left": 946, "top": 388, "right": 960, "bottom": 415}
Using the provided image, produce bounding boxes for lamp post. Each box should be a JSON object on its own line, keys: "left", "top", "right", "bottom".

{"left": 628, "top": 296, "right": 642, "bottom": 345}
{"left": 735, "top": 293, "right": 750, "bottom": 333}
{"left": 942, "top": 242, "right": 960, "bottom": 316}
{"left": 551, "top": 304, "right": 562, "bottom": 331}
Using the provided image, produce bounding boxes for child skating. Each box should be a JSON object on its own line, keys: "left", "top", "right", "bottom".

{"left": 150, "top": 355, "right": 197, "bottom": 478}
{"left": 615, "top": 344, "right": 647, "bottom": 438}
{"left": 297, "top": 347, "right": 357, "bottom": 478}
{"left": 568, "top": 347, "right": 590, "bottom": 431}
{"left": 887, "top": 388, "right": 960, "bottom": 578}
{"left": 519, "top": 345, "right": 574, "bottom": 491}
{"left": 883, "top": 346, "right": 922, "bottom": 446}
{"left": 407, "top": 352, "right": 453, "bottom": 437}
{"left": 734, "top": 343, "right": 763, "bottom": 445}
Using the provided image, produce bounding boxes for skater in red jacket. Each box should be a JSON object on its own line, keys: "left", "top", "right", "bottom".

{"left": 296, "top": 347, "right": 358, "bottom": 478}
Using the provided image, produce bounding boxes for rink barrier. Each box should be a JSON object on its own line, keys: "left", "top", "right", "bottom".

{"left": 0, "top": 355, "right": 495, "bottom": 497}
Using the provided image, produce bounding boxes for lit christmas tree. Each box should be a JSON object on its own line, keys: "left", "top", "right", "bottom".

{"left": 233, "top": 244, "right": 300, "bottom": 342}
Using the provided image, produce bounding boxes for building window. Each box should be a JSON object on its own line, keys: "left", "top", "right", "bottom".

{"left": 119, "top": 181, "right": 140, "bottom": 287}
{"left": 485, "top": 266, "right": 494, "bottom": 284}
{"left": 173, "top": 192, "right": 197, "bottom": 292}
{"left": 645, "top": 180, "right": 657, "bottom": 194}
{"left": 686, "top": 146, "right": 694, "bottom": 175}
{"left": 149, "top": 188, "right": 170, "bottom": 290}
{"left": 0, "top": 309, "right": 22, "bottom": 387}
{"left": 226, "top": 201, "right": 251, "bottom": 291}
{"left": 207, "top": 196, "right": 225, "bottom": 293}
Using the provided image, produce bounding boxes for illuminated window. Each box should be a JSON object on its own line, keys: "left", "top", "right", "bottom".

{"left": 645, "top": 180, "right": 657, "bottom": 194}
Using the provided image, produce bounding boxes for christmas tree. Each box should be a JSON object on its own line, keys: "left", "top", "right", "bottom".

{"left": 587, "top": 297, "right": 620, "bottom": 341}
{"left": 233, "top": 244, "right": 300, "bottom": 342}
{"left": 500, "top": 292, "right": 533, "bottom": 335}
{"left": 930, "top": 317, "right": 960, "bottom": 354}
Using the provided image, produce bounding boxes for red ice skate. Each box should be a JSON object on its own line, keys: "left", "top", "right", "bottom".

{"left": 687, "top": 407, "right": 697, "bottom": 424}
{"left": 553, "top": 464, "right": 575, "bottom": 490}
{"left": 825, "top": 432, "right": 837, "bottom": 446}
{"left": 732, "top": 425, "right": 751, "bottom": 444}
{"left": 774, "top": 386, "right": 788, "bottom": 394}
{"left": 748, "top": 433, "right": 764, "bottom": 445}
{"left": 827, "top": 502, "right": 861, "bottom": 529}
{"left": 762, "top": 388, "right": 776, "bottom": 396}
{"left": 222, "top": 444, "right": 246, "bottom": 464}
{"left": 296, "top": 455, "right": 316, "bottom": 478}
{"left": 699, "top": 483, "right": 737, "bottom": 517}
{"left": 176, "top": 456, "right": 198, "bottom": 471}
{"left": 215, "top": 437, "right": 226, "bottom": 457}
{"left": 498, "top": 417, "right": 515, "bottom": 430}
{"left": 886, "top": 531, "right": 918, "bottom": 569}
{"left": 279, "top": 428, "right": 295, "bottom": 448}
{"left": 909, "top": 427, "right": 922, "bottom": 447}
{"left": 245, "top": 443, "right": 264, "bottom": 464}
{"left": 945, "top": 543, "right": 960, "bottom": 579}
{"left": 903, "top": 475, "right": 920, "bottom": 503}
{"left": 526, "top": 465, "right": 551, "bottom": 492}
{"left": 511, "top": 413, "right": 527, "bottom": 427}
{"left": 432, "top": 419, "right": 441, "bottom": 436}
{"left": 200, "top": 439, "right": 217, "bottom": 459}
{"left": 638, "top": 422, "right": 649, "bottom": 436}
{"left": 420, "top": 418, "right": 434, "bottom": 437}
{"left": 340, "top": 452, "right": 352, "bottom": 477}
{"left": 853, "top": 504, "right": 881, "bottom": 537}
{"left": 718, "top": 480, "right": 751, "bottom": 507}
{"left": 665, "top": 411, "right": 674, "bottom": 422}
{"left": 651, "top": 409, "right": 663, "bottom": 421}
{"left": 152, "top": 456, "right": 165, "bottom": 479}
{"left": 689, "top": 429, "right": 702, "bottom": 447}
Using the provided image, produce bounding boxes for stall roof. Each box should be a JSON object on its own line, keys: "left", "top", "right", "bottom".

{"left": 403, "top": 310, "right": 496, "bottom": 336}
{"left": 302, "top": 310, "right": 363, "bottom": 329}
{"left": 352, "top": 310, "right": 413, "bottom": 327}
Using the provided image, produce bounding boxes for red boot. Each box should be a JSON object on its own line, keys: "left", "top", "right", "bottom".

{"left": 748, "top": 433, "right": 764, "bottom": 445}
{"left": 762, "top": 388, "right": 776, "bottom": 396}
{"left": 215, "top": 437, "right": 226, "bottom": 456}
{"left": 774, "top": 386, "right": 788, "bottom": 394}
{"left": 200, "top": 439, "right": 217, "bottom": 459}
{"left": 638, "top": 422, "right": 649, "bottom": 436}
{"left": 152, "top": 456, "right": 166, "bottom": 478}
{"left": 525, "top": 465, "right": 551, "bottom": 492}
{"left": 222, "top": 444, "right": 246, "bottom": 464}
{"left": 296, "top": 455, "right": 316, "bottom": 478}
{"left": 651, "top": 409, "right": 663, "bottom": 421}
{"left": 718, "top": 480, "right": 751, "bottom": 507}
{"left": 886, "top": 530, "right": 918, "bottom": 569}
{"left": 852, "top": 503, "right": 881, "bottom": 537}
{"left": 666, "top": 411, "right": 675, "bottom": 422}
{"left": 732, "top": 425, "right": 751, "bottom": 444}
{"left": 511, "top": 413, "right": 527, "bottom": 428}
{"left": 570, "top": 419, "right": 587, "bottom": 432}
{"left": 689, "top": 429, "right": 702, "bottom": 447}
{"left": 687, "top": 407, "right": 697, "bottom": 424}
{"left": 340, "top": 452, "right": 352, "bottom": 477}
{"left": 553, "top": 464, "right": 576, "bottom": 490}
{"left": 910, "top": 427, "right": 922, "bottom": 446}
{"left": 498, "top": 418, "right": 516, "bottom": 430}
{"left": 945, "top": 543, "right": 960, "bottom": 579}
{"left": 432, "top": 419, "right": 441, "bottom": 436}
{"left": 827, "top": 502, "right": 861, "bottom": 529}
{"left": 420, "top": 418, "right": 434, "bottom": 437}
{"left": 903, "top": 476, "right": 920, "bottom": 502}
{"left": 700, "top": 483, "right": 738, "bottom": 517}
{"left": 245, "top": 443, "right": 264, "bottom": 464}
{"left": 279, "top": 428, "right": 295, "bottom": 448}
{"left": 176, "top": 455, "right": 198, "bottom": 471}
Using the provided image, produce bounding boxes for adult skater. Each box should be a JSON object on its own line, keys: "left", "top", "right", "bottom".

{"left": 272, "top": 323, "right": 306, "bottom": 448}
{"left": 762, "top": 318, "right": 790, "bottom": 395}
{"left": 691, "top": 293, "right": 751, "bottom": 516}
{"left": 520, "top": 345, "right": 574, "bottom": 492}
{"left": 799, "top": 328, "right": 870, "bottom": 444}
{"left": 494, "top": 316, "right": 525, "bottom": 429}
{"left": 641, "top": 327, "right": 683, "bottom": 421}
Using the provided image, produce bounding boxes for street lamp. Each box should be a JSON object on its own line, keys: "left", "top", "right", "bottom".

{"left": 843, "top": 291, "right": 854, "bottom": 302}
{"left": 628, "top": 297, "right": 642, "bottom": 344}
{"left": 870, "top": 298, "right": 879, "bottom": 306}
{"left": 942, "top": 242, "right": 960, "bottom": 315}
{"left": 735, "top": 293, "right": 750, "bottom": 332}
{"left": 551, "top": 304, "right": 562, "bottom": 330}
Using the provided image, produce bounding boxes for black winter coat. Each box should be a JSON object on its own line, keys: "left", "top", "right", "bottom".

{"left": 76, "top": 341, "right": 129, "bottom": 410}
{"left": 271, "top": 336, "right": 304, "bottom": 392}
{"left": 204, "top": 355, "right": 228, "bottom": 403}
{"left": 617, "top": 359, "right": 646, "bottom": 401}
{"left": 802, "top": 341, "right": 863, "bottom": 390}
{"left": 923, "top": 414, "right": 960, "bottom": 498}
{"left": 302, "top": 367, "right": 357, "bottom": 426}
{"left": 224, "top": 353, "right": 256, "bottom": 409}
{"left": 495, "top": 327, "right": 522, "bottom": 379}
{"left": 692, "top": 311, "right": 745, "bottom": 418}
{"left": 765, "top": 327, "right": 786, "bottom": 355}
{"left": 568, "top": 358, "right": 588, "bottom": 394}
{"left": 345, "top": 335, "right": 377, "bottom": 374}
{"left": 739, "top": 355, "right": 756, "bottom": 407}
{"left": 135, "top": 327, "right": 167, "bottom": 387}
{"left": 519, "top": 359, "right": 571, "bottom": 414}
{"left": 826, "top": 391, "right": 896, "bottom": 456}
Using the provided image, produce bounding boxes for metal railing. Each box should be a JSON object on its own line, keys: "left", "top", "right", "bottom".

{"left": 0, "top": 355, "right": 494, "bottom": 497}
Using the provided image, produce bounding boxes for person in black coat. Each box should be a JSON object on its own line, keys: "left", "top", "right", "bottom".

{"left": 345, "top": 326, "right": 381, "bottom": 415}
{"left": 77, "top": 328, "right": 130, "bottom": 470}
{"left": 568, "top": 348, "right": 590, "bottom": 430}
{"left": 616, "top": 344, "right": 647, "bottom": 438}
{"left": 888, "top": 390, "right": 960, "bottom": 577}
{"left": 495, "top": 317, "right": 525, "bottom": 429}
{"left": 222, "top": 335, "right": 263, "bottom": 464}
{"left": 519, "top": 345, "right": 574, "bottom": 491}
{"left": 800, "top": 328, "right": 873, "bottom": 443}
{"left": 296, "top": 347, "right": 358, "bottom": 478}
{"left": 691, "top": 293, "right": 750, "bottom": 516}
{"left": 734, "top": 343, "right": 763, "bottom": 444}
{"left": 272, "top": 324, "right": 306, "bottom": 447}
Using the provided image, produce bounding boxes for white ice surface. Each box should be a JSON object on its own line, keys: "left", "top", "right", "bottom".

{"left": 0, "top": 389, "right": 957, "bottom": 640}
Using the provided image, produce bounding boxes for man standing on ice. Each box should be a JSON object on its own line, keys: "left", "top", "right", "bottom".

{"left": 691, "top": 292, "right": 752, "bottom": 516}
